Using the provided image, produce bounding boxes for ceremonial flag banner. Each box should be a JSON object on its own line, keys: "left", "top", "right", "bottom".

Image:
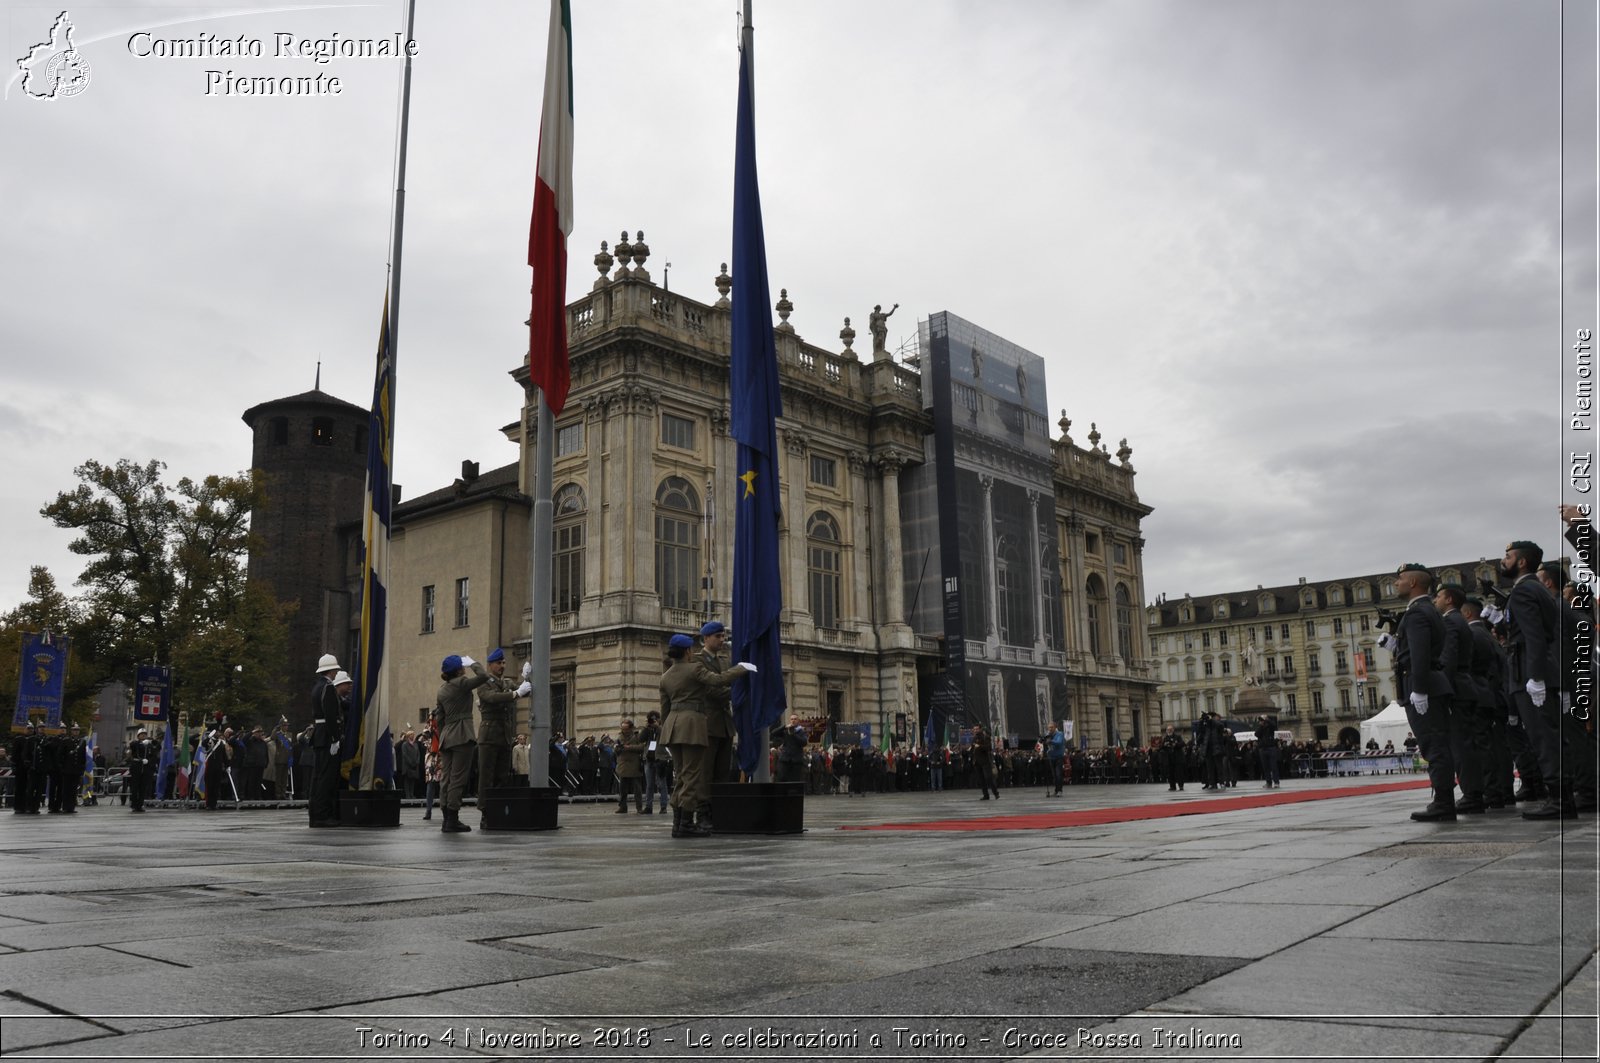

{"left": 13, "top": 632, "right": 69, "bottom": 730}
{"left": 355, "top": 298, "right": 396, "bottom": 790}
{"left": 729, "top": 8, "right": 787, "bottom": 776}
{"left": 133, "top": 665, "right": 170, "bottom": 723}
{"left": 527, "top": 0, "right": 573, "bottom": 414}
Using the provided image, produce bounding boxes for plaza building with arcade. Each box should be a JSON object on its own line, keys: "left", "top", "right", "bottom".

{"left": 247, "top": 232, "right": 1160, "bottom": 748}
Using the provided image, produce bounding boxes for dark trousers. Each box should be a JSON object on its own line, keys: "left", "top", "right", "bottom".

{"left": 1048, "top": 758, "right": 1064, "bottom": 792}
{"left": 1514, "top": 689, "right": 1567, "bottom": 795}
{"left": 617, "top": 775, "right": 643, "bottom": 809}
{"left": 1484, "top": 705, "right": 1515, "bottom": 803}
{"left": 1258, "top": 746, "right": 1281, "bottom": 786}
{"left": 975, "top": 760, "right": 997, "bottom": 797}
{"left": 1449, "top": 703, "right": 1491, "bottom": 799}
{"left": 129, "top": 766, "right": 148, "bottom": 811}
{"left": 308, "top": 747, "right": 340, "bottom": 822}
{"left": 1403, "top": 695, "right": 1456, "bottom": 804}
{"left": 777, "top": 759, "right": 804, "bottom": 784}
{"left": 708, "top": 733, "right": 734, "bottom": 783}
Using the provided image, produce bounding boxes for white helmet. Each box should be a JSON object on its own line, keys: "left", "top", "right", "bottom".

{"left": 332, "top": 671, "right": 353, "bottom": 686}
{"left": 316, "top": 653, "right": 341, "bottom": 674}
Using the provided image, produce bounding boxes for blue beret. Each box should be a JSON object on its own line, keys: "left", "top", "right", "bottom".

{"left": 700, "top": 620, "right": 726, "bottom": 637}
{"left": 487, "top": 647, "right": 505, "bottom": 663}
{"left": 441, "top": 654, "right": 463, "bottom": 673}
{"left": 668, "top": 634, "right": 695, "bottom": 650}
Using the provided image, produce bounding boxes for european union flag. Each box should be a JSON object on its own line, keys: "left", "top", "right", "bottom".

{"left": 729, "top": 15, "right": 785, "bottom": 777}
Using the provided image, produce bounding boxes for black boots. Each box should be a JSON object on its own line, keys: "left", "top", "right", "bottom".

{"left": 441, "top": 807, "right": 472, "bottom": 833}
{"left": 670, "top": 807, "right": 712, "bottom": 837}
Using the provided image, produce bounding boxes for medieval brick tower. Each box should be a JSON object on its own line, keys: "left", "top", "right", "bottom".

{"left": 241, "top": 388, "right": 369, "bottom": 722}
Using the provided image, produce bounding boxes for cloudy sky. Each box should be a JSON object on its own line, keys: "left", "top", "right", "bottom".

{"left": 0, "top": 0, "right": 1593, "bottom": 614}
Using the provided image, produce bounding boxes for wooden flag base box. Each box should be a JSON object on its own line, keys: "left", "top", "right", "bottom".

{"left": 338, "top": 790, "right": 402, "bottom": 829}
{"left": 479, "top": 785, "right": 561, "bottom": 832}
{"left": 710, "top": 781, "right": 804, "bottom": 835}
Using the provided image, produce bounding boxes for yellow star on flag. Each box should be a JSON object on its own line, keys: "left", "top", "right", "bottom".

{"left": 740, "top": 469, "right": 758, "bottom": 498}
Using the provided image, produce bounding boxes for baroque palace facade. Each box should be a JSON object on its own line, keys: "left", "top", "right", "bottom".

{"left": 306, "top": 234, "right": 1159, "bottom": 746}
{"left": 1147, "top": 558, "right": 1502, "bottom": 745}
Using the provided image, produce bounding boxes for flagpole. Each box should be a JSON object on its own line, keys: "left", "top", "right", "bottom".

{"left": 387, "top": 0, "right": 415, "bottom": 389}
{"left": 528, "top": 393, "right": 553, "bottom": 787}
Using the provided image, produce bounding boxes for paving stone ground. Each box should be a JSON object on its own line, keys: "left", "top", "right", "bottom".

{"left": 0, "top": 777, "right": 1594, "bottom": 1063}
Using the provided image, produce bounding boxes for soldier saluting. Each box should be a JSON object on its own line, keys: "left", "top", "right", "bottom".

{"left": 475, "top": 648, "right": 530, "bottom": 810}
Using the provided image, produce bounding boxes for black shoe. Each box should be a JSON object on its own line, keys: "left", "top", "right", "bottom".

{"left": 1514, "top": 786, "right": 1545, "bottom": 803}
{"left": 671, "top": 808, "right": 686, "bottom": 837}
{"left": 1522, "top": 799, "right": 1569, "bottom": 820}
{"left": 642, "top": 807, "right": 653, "bottom": 814}
{"left": 444, "top": 810, "right": 472, "bottom": 833}
{"left": 1454, "top": 798, "right": 1488, "bottom": 815}
{"left": 980, "top": 794, "right": 990, "bottom": 800}
{"left": 1411, "top": 802, "right": 1458, "bottom": 822}
{"left": 614, "top": 806, "right": 629, "bottom": 814}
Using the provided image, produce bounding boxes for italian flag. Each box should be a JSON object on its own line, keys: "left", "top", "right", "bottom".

{"left": 527, "top": 0, "right": 573, "bottom": 415}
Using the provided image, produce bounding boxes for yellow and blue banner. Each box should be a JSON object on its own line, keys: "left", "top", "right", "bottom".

{"left": 352, "top": 297, "right": 395, "bottom": 790}
{"left": 12, "top": 631, "right": 69, "bottom": 730}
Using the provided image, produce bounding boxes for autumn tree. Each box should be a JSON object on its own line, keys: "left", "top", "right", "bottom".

{"left": 38, "top": 459, "right": 292, "bottom": 727}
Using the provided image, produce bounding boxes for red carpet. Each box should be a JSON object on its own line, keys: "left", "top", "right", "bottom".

{"left": 842, "top": 779, "right": 1433, "bottom": 832}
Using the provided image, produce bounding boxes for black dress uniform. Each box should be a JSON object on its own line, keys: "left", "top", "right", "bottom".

{"left": 126, "top": 732, "right": 158, "bottom": 812}
{"left": 1504, "top": 571, "right": 1571, "bottom": 818}
{"left": 308, "top": 670, "right": 344, "bottom": 826}
{"left": 1466, "top": 612, "right": 1515, "bottom": 807}
{"left": 10, "top": 724, "right": 40, "bottom": 814}
{"left": 1395, "top": 592, "right": 1457, "bottom": 820}
{"left": 1439, "top": 603, "right": 1487, "bottom": 812}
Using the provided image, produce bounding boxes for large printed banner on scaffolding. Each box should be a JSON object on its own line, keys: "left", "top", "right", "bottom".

{"left": 133, "top": 665, "right": 171, "bottom": 723}
{"left": 12, "top": 631, "right": 69, "bottom": 731}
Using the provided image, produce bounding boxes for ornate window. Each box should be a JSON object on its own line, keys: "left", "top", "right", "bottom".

{"left": 1085, "top": 574, "right": 1107, "bottom": 657}
{"left": 655, "top": 477, "right": 700, "bottom": 610}
{"left": 996, "top": 537, "right": 1031, "bottom": 646}
{"left": 807, "top": 511, "right": 841, "bottom": 629}
{"left": 553, "top": 484, "right": 586, "bottom": 614}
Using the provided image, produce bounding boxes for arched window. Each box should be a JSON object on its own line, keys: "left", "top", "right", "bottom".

{"left": 552, "top": 484, "right": 586, "bottom": 614}
{"left": 996, "top": 536, "right": 1031, "bottom": 646}
{"left": 807, "top": 511, "right": 841, "bottom": 629}
{"left": 655, "top": 477, "right": 700, "bottom": 610}
{"left": 1115, "top": 583, "right": 1134, "bottom": 660}
{"left": 1085, "top": 574, "right": 1107, "bottom": 657}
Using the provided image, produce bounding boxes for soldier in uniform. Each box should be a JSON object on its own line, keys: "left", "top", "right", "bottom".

{"left": 11, "top": 721, "right": 41, "bottom": 815}
{"left": 697, "top": 621, "right": 738, "bottom": 782}
{"left": 1499, "top": 541, "right": 1575, "bottom": 819}
{"left": 1462, "top": 596, "right": 1515, "bottom": 808}
{"left": 307, "top": 653, "right": 345, "bottom": 827}
{"left": 1435, "top": 584, "right": 1487, "bottom": 813}
{"left": 1381, "top": 563, "right": 1458, "bottom": 822}
{"left": 436, "top": 653, "right": 489, "bottom": 833}
{"left": 475, "top": 648, "right": 528, "bottom": 805}
{"left": 660, "top": 633, "right": 752, "bottom": 837}
{"left": 126, "top": 727, "right": 157, "bottom": 813}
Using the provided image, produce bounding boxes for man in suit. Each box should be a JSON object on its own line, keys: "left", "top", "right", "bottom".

{"left": 437, "top": 653, "right": 490, "bottom": 833}
{"left": 1382, "top": 563, "right": 1457, "bottom": 822}
{"left": 307, "top": 654, "right": 345, "bottom": 827}
{"left": 1500, "top": 540, "right": 1575, "bottom": 819}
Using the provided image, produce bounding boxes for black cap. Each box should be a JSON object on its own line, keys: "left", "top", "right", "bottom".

{"left": 1396, "top": 562, "right": 1430, "bottom": 575}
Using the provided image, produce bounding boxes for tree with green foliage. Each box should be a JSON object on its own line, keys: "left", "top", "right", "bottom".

{"left": 36, "top": 459, "right": 293, "bottom": 730}
{"left": 0, "top": 566, "right": 98, "bottom": 729}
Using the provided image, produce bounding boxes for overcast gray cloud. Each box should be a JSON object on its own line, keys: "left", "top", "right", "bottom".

{"left": 0, "top": 0, "right": 1591, "bottom": 615}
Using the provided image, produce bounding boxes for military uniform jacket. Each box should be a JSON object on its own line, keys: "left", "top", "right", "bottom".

{"left": 1439, "top": 609, "right": 1482, "bottom": 707}
{"left": 1467, "top": 619, "right": 1508, "bottom": 707}
{"left": 1505, "top": 574, "right": 1562, "bottom": 690}
{"left": 698, "top": 649, "right": 736, "bottom": 739}
{"left": 1394, "top": 595, "right": 1452, "bottom": 699}
{"left": 437, "top": 663, "right": 489, "bottom": 750}
{"left": 476, "top": 675, "right": 520, "bottom": 746}
{"left": 127, "top": 738, "right": 158, "bottom": 771}
{"left": 309, "top": 677, "right": 342, "bottom": 749}
{"left": 659, "top": 658, "right": 743, "bottom": 746}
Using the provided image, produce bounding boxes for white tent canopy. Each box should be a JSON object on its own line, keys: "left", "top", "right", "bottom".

{"left": 1359, "top": 701, "right": 1412, "bottom": 750}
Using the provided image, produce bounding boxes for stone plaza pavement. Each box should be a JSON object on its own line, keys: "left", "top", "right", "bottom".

{"left": 0, "top": 777, "right": 1594, "bottom": 1063}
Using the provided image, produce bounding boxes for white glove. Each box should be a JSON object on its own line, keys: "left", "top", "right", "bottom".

{"left": 1483, "top": 604, "right": 1504, "bottom": 626}
{"left": 1527, "top": 679, "right": 1547, "bottom": 707}
{"left": 521, "top": 662, "right": 532, "bottom": 681}
{"left": 1377, "top": 632, "right": 1398, "bottom": 652}
{"left": 737, "top": 661, "right": 758, "bottom": 674}
{"left": 1561, "top": 692, "right": 1572, "bottom": 715}
{"left": 1409, "top": 692, "right": 1429, "bottom": 715}
{"left": 330, "top": 741, "right": 341, "bottom": 756}
{"left": 1507, "top": 715, "right": 1519, "bottom": 728}
{"left": 460, "top": 656, "right": 476, "bottom": 668}
{"left": 515, "top": 681, "right": 532, "bottom": 697}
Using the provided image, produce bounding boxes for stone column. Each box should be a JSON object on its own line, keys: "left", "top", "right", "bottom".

{"left": 877, "top": 455, "right": 906, "bottom": 627}
{"left": 846, "top": 450, "right": 871, "bottom": 628}
{"left": 1027, "top": 490, "right": 1045, "bottom": 652}
{"left": 979, "top": 475, "right": 998, "bottom": 640}
{"left": 1066, "top": 515, "right": 1088, "bottom": 657}
{"left": 783, "top": 430, "right": 811, "bottom": 630}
